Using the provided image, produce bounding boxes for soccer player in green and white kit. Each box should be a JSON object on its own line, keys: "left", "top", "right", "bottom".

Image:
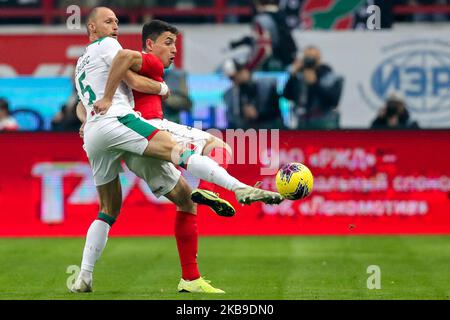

{"left": 71, "top": 7, "right": 283, "bottom": 294}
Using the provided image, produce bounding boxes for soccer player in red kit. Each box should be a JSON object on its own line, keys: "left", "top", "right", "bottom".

{"left": 134, "top": 21, "right": 238, "bottom": 213}
{"left": 90, "top": 17, "right": 284, "bottom": 293}
{"left": 131, "top": 21, "right": 240, "bottom": 292}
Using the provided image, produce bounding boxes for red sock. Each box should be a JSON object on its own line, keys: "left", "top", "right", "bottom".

{"left": 197, "top": 147, "right": 232, "bottom": 192}
{"left": 174, "top": 211, "right": 200, "bottom": 281}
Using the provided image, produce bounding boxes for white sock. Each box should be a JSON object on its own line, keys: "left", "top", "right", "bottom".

{"left": 186, "top": 153, "right": 248, "bottom": 191}
{"left": 80, "top": 219, "right": 110, "bottom": 276}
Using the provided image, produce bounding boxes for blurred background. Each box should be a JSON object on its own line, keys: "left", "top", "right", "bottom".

{"left": 0, "top": 0, "right": 449, "bottom": 237}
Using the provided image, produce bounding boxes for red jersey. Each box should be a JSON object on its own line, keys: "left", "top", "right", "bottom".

{"left": 133, "top": 52, "right": 164, "bottom": 119}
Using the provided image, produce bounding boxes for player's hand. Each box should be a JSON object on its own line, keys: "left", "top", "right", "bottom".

{"left": 79, "top": 122, "right": 85, "bottom": 139}
{"left": 243, "top": 105, "right": 258, "bottom": 120}
{"left": 93, "top": 98, "right": 112, "bottom": 115}
{"left": 162, "top": 89, "right": 171, "bottom": 101}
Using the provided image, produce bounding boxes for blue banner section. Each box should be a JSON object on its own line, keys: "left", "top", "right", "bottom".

{"left": 186, "top": 73, "right": 290, "bottom": 128}
{"left": 0, "top": 73, "right": 289, "bottom": 131}
{"left": 0, "top": 77, "right": 73, "bottom": 130}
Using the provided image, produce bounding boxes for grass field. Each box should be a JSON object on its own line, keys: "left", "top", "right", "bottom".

{"left": 0, "top": 236, "right": 449, "bottom": 300}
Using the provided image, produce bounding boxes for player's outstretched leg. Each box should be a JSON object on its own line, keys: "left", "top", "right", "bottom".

{"left": 138, "top": 121, "right": 285, "bottom": 207}
{"left": 197, "top": 143, "right": 232, "bottom": 193}
{"left": 234, "top": 184, "right": 284, "bottom": 205}
{"left": 192, "top": 140, "right": 235, "bottom": 217}
{"left": 189, "top": 138, "right": 283, "bottom": 208}
{"left": 183, "top": 154, "right": 284, "bottom": 205}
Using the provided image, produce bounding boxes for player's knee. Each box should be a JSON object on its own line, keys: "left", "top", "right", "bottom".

{"left": 146, "top": 131, "right": 179, "bottom": 162}
{"left": 161, "top": 134, "right": 180, "bottom": 162}
{"left": 171, "top": 191, "right": 196, "bottom": 212}
{"left": 203, "top": 137, "right": 226, "bottom": 154}
{"left": 203, "top": 138, "right": 232, "bottom": 167}
{"left": 222, "top": 141, "right": 232, "bottom": 156}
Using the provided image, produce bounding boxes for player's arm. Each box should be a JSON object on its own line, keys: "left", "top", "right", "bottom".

{"left": 93, "top": 49, "right": 143, "bottom": 114}
{"left": 76, "top": 101, "right": 87, "bottom": 139}
{"left": 123, "top": 70, "right": 168, "bottom": 95}
{"left": 76, "top": 101, "right": 86, "bottom": 123}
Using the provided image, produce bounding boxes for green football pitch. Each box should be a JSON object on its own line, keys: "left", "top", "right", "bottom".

{"left": 0, "top": 236, "right": 449, "bottom": 300}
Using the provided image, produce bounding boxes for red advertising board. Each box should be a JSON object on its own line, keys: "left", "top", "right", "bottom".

{"left": 0, "top": 130, "right": 449, "bottom": 237}
{"left": 0, "top": 33, "right": 183, "bottom": 76}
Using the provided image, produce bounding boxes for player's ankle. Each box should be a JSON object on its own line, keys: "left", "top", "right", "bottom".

{"left": 182, "top": 276, "right": 201, "bottom": 282}
{"left": 232, "top": 183, "right": 249, "bottom": 192}
{"left": 79, "top": 269, "right": 93, "bottom": 281}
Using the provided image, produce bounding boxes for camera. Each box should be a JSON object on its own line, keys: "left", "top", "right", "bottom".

{"left": 303, "top": 56, "right": 317, "bottom": 69}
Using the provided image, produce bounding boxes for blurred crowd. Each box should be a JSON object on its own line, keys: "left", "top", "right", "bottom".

{"left": 2, "top": 0, "right": 450, "bottom": 24}
{"left": 0, "top": 98, "right": 18, "bottom": 132}
{"left": 0, "top": 0, "right": 435, "bottom": 132}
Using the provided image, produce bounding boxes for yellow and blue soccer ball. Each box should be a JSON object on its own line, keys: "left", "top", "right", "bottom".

{"left": 275, "top": 162, "right": 314, "bottom": 200}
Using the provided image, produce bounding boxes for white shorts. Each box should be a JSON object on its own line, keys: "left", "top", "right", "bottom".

{"left": 123, "top": 153, "right": 181, "bottom": 198}
{"left": 83, "top": 112, "right": 161, "bottom": 186}
{"left": 147, "top": 118, "right": 213, "bottom": 155}
{"left": 83, "top": 113, "right": 210, "bottom": 195}
{"left": 126, "top": 118, "right": 212, "bottom": 197}
{"left": 122, "top": 118, "right": 212, "bottom": 196}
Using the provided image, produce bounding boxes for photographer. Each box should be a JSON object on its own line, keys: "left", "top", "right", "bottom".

{"left": 229, "top": 0, "right": 297, "bottom": 72}
{"left": 0, "top": 98, "right": 18, "bottom": 132}
{"left": 371, "top": 93, "right": 419, "bottom": 129}
{"left": 282, "top": 46, "right": 343, "bottom": 129}
{"left": 223, "top": 58, "right": 283, "bottom": 129}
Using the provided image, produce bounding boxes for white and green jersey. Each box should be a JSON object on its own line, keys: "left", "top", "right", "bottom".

{"left": 74, "top": 36, "right": 134, "bottom": 122}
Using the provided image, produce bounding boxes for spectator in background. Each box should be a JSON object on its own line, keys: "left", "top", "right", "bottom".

{"left": 225, "top": 0, "right": 253, "bottom": 23}
{"left": 371, "top": 93, "right": 419, "bottom": 129}
{"left": 162, "top": 68, "right": 193, "bottom": 123}
{"left": 229, "top": 0, "right": 297, "bottom": 72}
{"left": 409, "top": 0, "right": 449, "bottom": 23}
{"left": 57, "top": 1, "right": 106, "bottom": 11}
{"left": 51, "top": 66, "right": 81, "bottom": 131}
{"left": 278, "top": 0, "right": 302, "bottom": 29}
{"left": 222, "top": 58, "right": 283, "bottom": 129}
{"left": 0, "top": 98, "right": 18, "bottom": 131}
{"left": 107, "top": 0, "right": 159, "bottom": 23}
{"left": 51, "top": 98, "right": 81, "bottom": 131}
{"left": 283, "top": 46, "right": 343, "bottom": 129}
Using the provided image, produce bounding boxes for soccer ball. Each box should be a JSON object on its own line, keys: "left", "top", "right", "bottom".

{"left": 275, "top": 162, "right": 313, "bottom": 200}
